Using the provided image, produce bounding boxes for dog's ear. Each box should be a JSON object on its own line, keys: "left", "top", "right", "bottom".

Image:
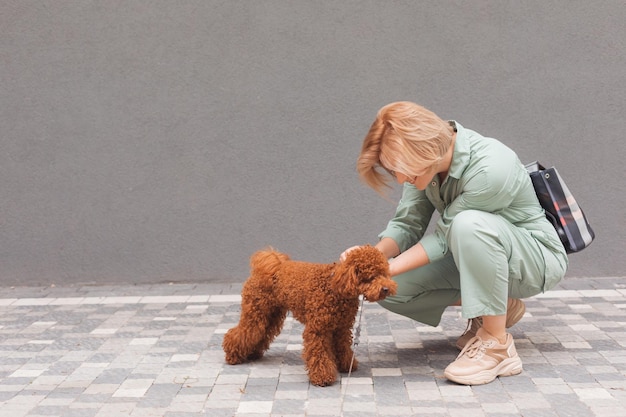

{"left": 330, "top": 261, "right": 359, "bottom": 298}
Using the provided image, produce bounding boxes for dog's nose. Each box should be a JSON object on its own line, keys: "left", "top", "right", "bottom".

{"left": 382, "top": 287, "right": 389, "bottom": 294}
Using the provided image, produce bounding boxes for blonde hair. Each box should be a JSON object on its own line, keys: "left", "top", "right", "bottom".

{"left": 357, "top": 101, "right": 455, "bottom": 194}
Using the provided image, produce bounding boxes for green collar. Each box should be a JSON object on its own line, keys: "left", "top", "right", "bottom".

{"left": 447, "top": 121, "right": 470, "bottom": 181}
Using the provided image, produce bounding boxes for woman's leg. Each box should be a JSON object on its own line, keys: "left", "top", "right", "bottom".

{"left": 447, "top": 210, "right": 550, "bottom": 321}
{"left": 377, "top": 253, "right": 460, "bottom": 327}
{"left": 444, "top": 210, "right": 547, "bottom": 384}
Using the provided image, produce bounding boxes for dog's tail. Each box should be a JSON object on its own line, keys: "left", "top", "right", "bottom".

{"left": 249, "top": 248, "right": 289, "bottom": 284}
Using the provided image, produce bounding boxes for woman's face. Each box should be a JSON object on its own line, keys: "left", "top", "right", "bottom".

{"left": 389, "top": 165, "right": 436, "bottom": 190}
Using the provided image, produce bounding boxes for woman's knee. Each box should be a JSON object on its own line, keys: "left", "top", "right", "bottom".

{"left": 448, "top": 210, "right": 506, "bottom": 254}
{"left": 450, "top": 210, "right": 489, "bottom": 236}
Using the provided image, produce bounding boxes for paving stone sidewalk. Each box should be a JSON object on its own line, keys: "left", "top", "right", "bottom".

{"left": 1, "top": 277, "right": 626, "bottom": 417}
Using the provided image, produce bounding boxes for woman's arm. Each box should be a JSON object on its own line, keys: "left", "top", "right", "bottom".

{"left": 387, "top": 242, "right": 429, "bottom": 277}
{"left": 374, "top": 237, "right": 400, "bottom": 259}
{"left": 342, "top": 237, "right": 428, "bottom": 277}
{"left": 378, "top": 183, "right": 435, "bottom": 253}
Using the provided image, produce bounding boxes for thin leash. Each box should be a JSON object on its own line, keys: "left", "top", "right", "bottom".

{"left": 340, "top": 296, "right": 365, "bottom": 416}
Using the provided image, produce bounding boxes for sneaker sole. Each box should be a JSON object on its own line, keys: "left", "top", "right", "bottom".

{"left": 444, "top": 357, "right": 523, "bottom": 385}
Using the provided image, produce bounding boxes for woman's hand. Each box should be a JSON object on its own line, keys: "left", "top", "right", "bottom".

{"left": 340, "top": 238, "right": 400, "bottom": 263}
{"left": 341, "top": 239, "right": 428, "bottom": 278}
{"left": 340, "top": 245, "right": 362, "bottom": 262}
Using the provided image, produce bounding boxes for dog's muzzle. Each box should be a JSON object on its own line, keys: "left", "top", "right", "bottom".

{"left": 364, "top": 287, "right": 393, "bottom": 302}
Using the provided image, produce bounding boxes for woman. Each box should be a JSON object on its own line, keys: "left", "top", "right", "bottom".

{"left": 341, "top": 101, "right": 568, "bottom": 385}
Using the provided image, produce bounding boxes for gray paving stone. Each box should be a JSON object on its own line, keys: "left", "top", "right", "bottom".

{"left": 2, "top": 280, "right": 626, "bottom": 416}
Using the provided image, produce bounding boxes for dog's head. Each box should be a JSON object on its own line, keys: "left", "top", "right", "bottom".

{"left": 331, "top": 245, "right": 397, "bottom": 301}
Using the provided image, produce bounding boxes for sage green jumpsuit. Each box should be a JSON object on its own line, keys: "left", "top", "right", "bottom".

{"left": 377, "top": 122, "right": 569, "bottom": 326}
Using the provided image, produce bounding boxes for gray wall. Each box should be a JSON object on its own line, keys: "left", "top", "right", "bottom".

{"left": 2, "top": 1, "right": 624, "bottom": 287}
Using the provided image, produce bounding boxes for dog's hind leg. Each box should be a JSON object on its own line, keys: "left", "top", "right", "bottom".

{"left": 223, "top": 299, "right": 286, "bottom": 364}
{"left": 246, "top": 307, "right": 287, "bottom": 360}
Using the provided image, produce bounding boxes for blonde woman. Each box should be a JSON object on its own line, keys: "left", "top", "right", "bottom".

{"left": 341, "top": 101, "right": 568, "bottom": 385}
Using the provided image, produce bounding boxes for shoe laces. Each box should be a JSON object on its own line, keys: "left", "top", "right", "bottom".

{"left": 457, "top": 336, "right": 495, "bottom": 360}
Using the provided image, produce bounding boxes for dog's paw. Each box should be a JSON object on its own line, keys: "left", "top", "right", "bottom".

{"left": 309, "top": 376, "right": 336, "bottom": 387}
{"left": 224, "top": 352, "right": 245, "bottom": 365}
{"left": 308, "top": 367, "right": 338, "bottom": 387}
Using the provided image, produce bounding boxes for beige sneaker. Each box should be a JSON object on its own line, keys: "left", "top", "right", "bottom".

{"left": 445, "top": 328, "right": 523, "bottom": 385}
{"left": 505, "top": 298, "right": 526, "bottom": 328}
{"left": 455, "top": 299, "right": 526, "bottom": 350}
{"left": 455, "top": 317, "right": 482, "bottom": 350}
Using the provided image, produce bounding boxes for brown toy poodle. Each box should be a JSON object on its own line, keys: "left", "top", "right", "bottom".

{"left": 222, "top": 245, "right": 397, "bottom": 386}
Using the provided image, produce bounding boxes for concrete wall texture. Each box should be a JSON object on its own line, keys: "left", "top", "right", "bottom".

{"left": 1, "top": 1, "right": 624, "bottom": 287}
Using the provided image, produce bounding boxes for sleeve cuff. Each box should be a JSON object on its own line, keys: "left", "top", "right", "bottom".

{"left": 419, "top": 234, "right": 447, "bottom": 263}
{"left": 378, "top": 228, "right": 412, "bottom": 253}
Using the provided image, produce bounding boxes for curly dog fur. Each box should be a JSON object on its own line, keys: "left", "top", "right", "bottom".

{"left": 222, "top": 245, "right": 397, "bottom": 386}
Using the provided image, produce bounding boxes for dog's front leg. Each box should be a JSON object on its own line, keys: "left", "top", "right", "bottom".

{"left": 334, "top": 326, "right": 358, "bottom": 373}
{"left": 302, "top": 326, "right": 338, "bottom": 386}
